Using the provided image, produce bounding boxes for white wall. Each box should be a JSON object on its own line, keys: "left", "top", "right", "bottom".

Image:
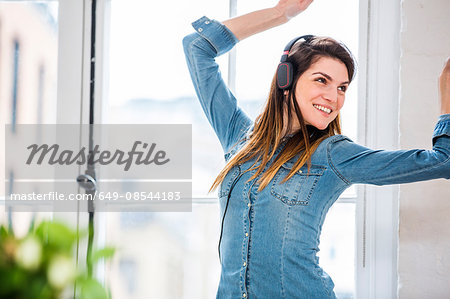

{"left": 398, "top": 0, "right": 450, "bottom": 298}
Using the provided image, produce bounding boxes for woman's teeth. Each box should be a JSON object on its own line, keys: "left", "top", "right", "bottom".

{"left": 313, "top": 104, "right": 331, "bottom": 114}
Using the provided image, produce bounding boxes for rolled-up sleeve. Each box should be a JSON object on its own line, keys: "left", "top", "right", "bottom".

{"left": 328, "top": 114, "right": 450, "bottom": 185}
{"left": 182, "top": 16, "right": 252, "bottom": 157}
{"left": 190, "top": 16, "right": 238, "bottom": 56}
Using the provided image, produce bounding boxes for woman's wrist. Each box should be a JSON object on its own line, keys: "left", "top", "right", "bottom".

{"left": 222, "top": 7, "right": 289, "bottom": 41}
{"left": 272, "top": 6, "right": 290, "bottom": 24}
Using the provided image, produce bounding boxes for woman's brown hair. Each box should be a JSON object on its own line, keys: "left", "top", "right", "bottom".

{"left": 209, "top": 36, "right": 356, "bottom": 193}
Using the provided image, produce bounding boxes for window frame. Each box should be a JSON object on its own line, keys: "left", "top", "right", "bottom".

{"left": 356, "top": 0, "right": 400, "bottom": 298}
{"left": 54, "top": 0, "right": 99, "bottom": 287}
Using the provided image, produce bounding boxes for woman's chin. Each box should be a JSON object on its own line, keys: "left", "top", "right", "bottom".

{"left": 312, "top": 123, "right": 329, "bottom": 130}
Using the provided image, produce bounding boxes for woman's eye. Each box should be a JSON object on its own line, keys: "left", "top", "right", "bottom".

{"left": 316, "top": 77, "right": 326, "bottom": 83}
{"left": 338, "top": 86, "right": 347, "bottom": 92}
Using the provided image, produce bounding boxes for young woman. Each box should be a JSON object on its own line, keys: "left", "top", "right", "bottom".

{"left": 183, "top": 0, "right": 450, "bottom": 298}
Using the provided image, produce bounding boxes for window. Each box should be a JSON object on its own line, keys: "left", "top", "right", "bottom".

{"left": 0, "top": 1, "right": 59, "bottom": 234}
{"left": 102, "top": 1, "right": 229, "bottom": 296}
{"left": 101, "top": 0, "right": 360, "bottom": 298}
{"left": 1, "top": 1, "right": 401, "bottom": 298}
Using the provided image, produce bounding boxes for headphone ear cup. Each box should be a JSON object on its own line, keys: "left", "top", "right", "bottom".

{"left": 276, "top": 62, "right": 293, "bottom": 90}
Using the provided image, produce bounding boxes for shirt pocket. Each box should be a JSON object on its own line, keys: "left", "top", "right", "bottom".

{"left": 271, "top": 162, "right": 326, "bottom": 206}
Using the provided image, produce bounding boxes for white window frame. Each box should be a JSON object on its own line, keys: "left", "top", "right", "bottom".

{"left": 356, "top": 0, "right": 400, "bottom": 298}
{"left": 54, "top": 0, "right": 402, "bottom": 297}
{"left": 55, "top": 0, "right": 100, "bottom": 284}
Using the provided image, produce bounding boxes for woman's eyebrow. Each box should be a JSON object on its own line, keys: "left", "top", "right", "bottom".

{"left": 312, "top": 72, "right": 349, "bottom": 85}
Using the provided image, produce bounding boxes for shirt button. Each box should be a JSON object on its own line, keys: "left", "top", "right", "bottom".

{"left": 243, "top": 293, "right": 246, "bottom": 298}
{"left": 247, "top": 203, "right": 251, "bottom": 207}
{"left": 243, "top": 262, "right": 247, "bottom": 266}
{"left": 299, "top": 170, "right": 303, "bottom": 174}
{"left": 198, "top": 28, "right": 203, "bottom": 32}
{"left": 205, "top": 20, "right": 210, "bottom": 24}
{"left": 245, "top": 232, "right": 248, "bottom": 237}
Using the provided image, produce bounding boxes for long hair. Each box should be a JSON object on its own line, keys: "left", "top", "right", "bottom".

{"left": 209, "top": 36, "right": 356, "bottom": 193}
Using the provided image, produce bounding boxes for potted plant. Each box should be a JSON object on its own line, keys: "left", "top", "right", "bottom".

{"left": 0, "top": 220, "right": 114, "bottom": 299}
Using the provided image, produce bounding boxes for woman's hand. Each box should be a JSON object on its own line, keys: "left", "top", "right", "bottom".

{"left": 439, "top": 57, "right": 450, "bottom": 115}
{"left": 274, "top": 0, "right": 314, "bottom": 20}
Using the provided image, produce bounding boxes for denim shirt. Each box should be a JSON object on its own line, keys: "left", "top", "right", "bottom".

{"left": 183, "top": 16, "right": 450, "bottom": 299}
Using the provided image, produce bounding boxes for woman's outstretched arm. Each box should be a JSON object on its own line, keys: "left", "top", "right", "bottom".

{"left": 328, "top": 59, "right": 450, "bottom": 185}
{"left": 327, "top": 124, "right": 450, "bottom": 186}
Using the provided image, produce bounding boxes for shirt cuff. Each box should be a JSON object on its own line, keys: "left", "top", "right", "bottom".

{"left": 432, "top": 114, "right": 450, "bottom": 145}
{"left": 438, "top": 113, "right": 450, "bottom": 122}
{"left": 191, "top": 16, "right": 239, "bottom": 56}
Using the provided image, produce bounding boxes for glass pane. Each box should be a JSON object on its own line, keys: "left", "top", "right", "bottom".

{"left": 104, "top": 1, "right": 228, "bottom": 298}
{"left": 318, "top": 202, "right": 356, "bottom": 298}
{"left": 104, "top": 204, "right": 221, "bottom": 299}
{"left": 106, "top": 0, "right": 230, "bottom": 198}
{"left": 0, "top": 0, "right": 58, "bottom": 228}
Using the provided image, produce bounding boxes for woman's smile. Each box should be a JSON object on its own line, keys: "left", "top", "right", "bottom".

{"left": 312, "top": 104, "right": 333, "bottom": 115}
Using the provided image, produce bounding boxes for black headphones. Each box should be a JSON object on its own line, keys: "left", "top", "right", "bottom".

{"left": 276, "top": 35, "right": 315, "bottom": 90}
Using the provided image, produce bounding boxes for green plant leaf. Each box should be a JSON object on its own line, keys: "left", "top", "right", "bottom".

{"left": 91, "top": 247, "right": 115, "bottom": 264}
{"left": 0, "top": 225, "right": 9, "bottom": 240}
{"left": 78, "top": 277, "right": 108, "bottom": 299}
{"left": 36, "top": 221, "right": 77, "bottom": 251}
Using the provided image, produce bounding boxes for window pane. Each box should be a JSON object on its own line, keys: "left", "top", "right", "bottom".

{"left": 0, "top": 1, "right": 58, "bottom": 228}
{"left": 318, "top": 202, "right": 356, "bottom": 298}
{"left": 105, "top": 0, "right": 230, "bottom": 197}
{"left": 104, "top": 204, "right": 221, "bottom": 299}
{"left": 104, "top": 1, "right": 228, "bottom": 298}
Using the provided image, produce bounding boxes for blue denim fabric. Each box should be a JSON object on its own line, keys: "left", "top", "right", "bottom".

{"left": 183, "top": 16, "right": 450, "bottom": 299}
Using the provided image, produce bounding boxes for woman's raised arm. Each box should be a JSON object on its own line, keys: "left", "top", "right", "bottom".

{"left": 182, "top": 19, "right": 252, "bottom": 157}
{"left": 222, "top": 0, "right": 313, "bottom": 41}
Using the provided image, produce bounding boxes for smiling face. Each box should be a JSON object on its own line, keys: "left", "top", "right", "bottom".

{"left": 293, "top": 56, "right": 350, "bottom": 130}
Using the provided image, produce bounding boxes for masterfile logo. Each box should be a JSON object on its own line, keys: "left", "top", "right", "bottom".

{"left": 4, "top": 124, "right": 192, "bottom": 212}
{"left": 25, "top": 141, "right": 170, "bottom": 171}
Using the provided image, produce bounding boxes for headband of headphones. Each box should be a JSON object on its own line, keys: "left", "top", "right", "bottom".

{"left": 277, "top": 35, "right": 315, "bottom": 90}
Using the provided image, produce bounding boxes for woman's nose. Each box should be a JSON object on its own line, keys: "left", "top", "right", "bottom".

{"left": 323, "top": 87, "right": 338, "bottom": 102}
